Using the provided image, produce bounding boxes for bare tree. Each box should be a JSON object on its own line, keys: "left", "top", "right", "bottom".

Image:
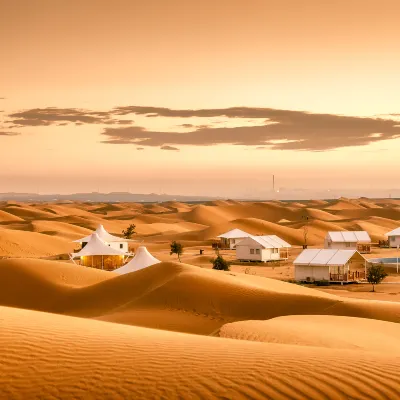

{"left": 302, "top": 215, "right": 309, "bottom": 248}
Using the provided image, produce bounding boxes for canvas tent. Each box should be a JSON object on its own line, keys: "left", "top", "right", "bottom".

{"left": 235, "top": 235, "right": 291, "bottom": 262}
{"left": 386, "top": 227, "right": 400, "bottom": 248}
{"left": 324, "top": 231, "right": 371, "bottom": 253}
{"left": 114, "top": 246, "right": 160, "bottom": 275}
{"left": 294, "top": 248, "right": 367, "bottom": 282}
{"left": 70, "top": 233, "right": 129, "bottom": 270}
{"left": 217, "top": 229, "right": 251, "bottom": 249}
{"left": 74, "top": 224, "right": 133, "bottom": 252}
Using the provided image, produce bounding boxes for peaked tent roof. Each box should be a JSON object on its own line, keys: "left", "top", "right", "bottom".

{"left": 386, "top": 227, "right": 400, "bottom": 236}
{"left": 71, "top": 233, "right": 128, "bottom": 258}
{"left": 294, "top": 249, "right": 364, "bottom": 266}
{"left": 114, "top": 246, "right": 160, "bottom": 275}
{"left": 236, "top": 235, "right": 291, "bottom": 249}
{"left": 74, "top": 224, "right": 132, "bottom": 243}
{"left": 217, "top": 229, "right": 251, "bottom": 239}
{"left": 326, "top": 231, "right": 371, "bottom": 243}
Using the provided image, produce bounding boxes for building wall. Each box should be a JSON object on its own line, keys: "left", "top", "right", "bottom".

{"left": 236, "top": 244, "right": 263, "bottom": 261}
{"left": 325, "top": 241, "right": 357, "bottom": 250}
{"left": 295, "top": 265, "right": 330, "bottom": 281}
{"left": 229, "top": 237, "right": 247, "bottom": 249}
{"left": 236, "top": 246, "right": 282, "bottom": 261}
{"left": 80, "top": 255, "right": 125, "bottom": 270}
{"left": 389, "top": 235, "right": 400, "bottom": 248}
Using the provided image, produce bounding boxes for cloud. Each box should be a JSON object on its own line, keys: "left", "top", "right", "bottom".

{"left": 160, "top": 145, "right": 179, "bottom": 151}
{"left": 101, "top": 107, "right": 400, "bottom": 151}
{"left": 0, "top": 131, "right": 20, "bottom": 136}
{"left": 7, "top": 107, "right": 132, "bottom": 126}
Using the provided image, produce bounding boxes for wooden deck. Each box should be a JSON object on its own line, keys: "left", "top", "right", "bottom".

{"left": 330, "top": 271, "right": 366, "bottom": 282}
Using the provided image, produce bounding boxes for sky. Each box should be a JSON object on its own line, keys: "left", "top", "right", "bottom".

{"left": 1, "top": 0, "right": 399, "bottom": 199}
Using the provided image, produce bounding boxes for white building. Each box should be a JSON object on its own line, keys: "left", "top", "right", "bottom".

{"left": 217, "top": 229, "right": 251, "bottom": 249}
{"left": 235, "top": 235, "right": 291, "bottom": 262}
{"left": 115, "top": 246, "right": 160, "bottom": 275}
{"left": 74, "top": 224, "right": 133, "bottom": 252}
{"left": 294, "top": 249, "right": 367, "bottom": 282}
{"left": 386, "top": 227, "right": 400, "bottom": 248}
{"left": 324, "top": 231, "right": 371, "bottom": 253}
{"left": 70, "top": 233, "right": 129, "bottom": 270}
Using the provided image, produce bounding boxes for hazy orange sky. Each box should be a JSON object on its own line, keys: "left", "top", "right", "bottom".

{"left": 1, "top": 0, "right": 399, "bottom": 199}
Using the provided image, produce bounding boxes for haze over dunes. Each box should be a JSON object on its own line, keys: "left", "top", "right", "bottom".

{"left": 1, "top": 198, "right": 399, "bottom": 258}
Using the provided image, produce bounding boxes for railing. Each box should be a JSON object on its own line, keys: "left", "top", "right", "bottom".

{"left": 330, "top": 271, "right": 366, "bottom": 281}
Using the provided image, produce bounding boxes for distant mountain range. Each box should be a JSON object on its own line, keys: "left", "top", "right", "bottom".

{"left": 0, "top": 192, "right": 221, "bottom": 203}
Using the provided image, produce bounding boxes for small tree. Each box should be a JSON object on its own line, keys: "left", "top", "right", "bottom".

{"left": 122, "top": 223, "right": 136, "bottom": 239}
{"left": 212, "top": 255, "right": 230, "bottom": 271}
{"left": 367, "top": 264, "right": 387, "bottom": 292}
{"left": 170, "top": 241, "right": 183, "bottom": 262}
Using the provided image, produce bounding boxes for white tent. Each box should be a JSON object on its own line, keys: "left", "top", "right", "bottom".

{"left": 235, "top": 235, "right": 291, "bottom": 262}
{"left": 386, "top": 227, "right": 400, "bottom": 248}
{"left": 324, "top": 231, "right": 371, "bottom": 253}
{"left": 248, "top": 235, "right": 291, "bottom": 249}
{"left": 114, "top": 246, "right": 160, "bottom": 275}
{"left": 294, "top": 249, "right": 357, "bottom": 266}
{"left": 217, "top": 228, "right": 251, "bottom": 249}
{"left": 325, "top": 231, "right": 371, "bottom": 243}
{"left": 71, "top": 233, "right": 128, "bottom": 258}
{"left": 74, "top": 224, "right": 131, "bottom": 243}
{"left": 294, "top": 249, "right": 367, "bottom": 282}
{"left": 217, "top": 229, "right": 251, "bottom": 239}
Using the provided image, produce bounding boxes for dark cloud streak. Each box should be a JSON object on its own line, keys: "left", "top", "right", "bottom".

{"left": 101, "top": 107, "right": 400, "bottom": 151}
{"left": 8, "top": 107, "right": 132, "bottom": 126}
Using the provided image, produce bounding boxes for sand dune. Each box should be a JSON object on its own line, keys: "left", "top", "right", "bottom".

{"left": 2, "top": 198, "right": 400, "bottom": 399}
{"left": 31, "top": 220, "right": 94, "bottom": 240}
{"left": 1, "top": 259, "right": 400, "bottom": 336}
{"left": 0, "top": 227, "right": 74, "bottom": 257}
{"left": 0, "top": 209, "right": 25, "bottom": 222}
{"left": 2, "top": 306, "right": 400, "bottom": 399}
{"left": 0, "top": 205, "right": 59, "bottom": 220}
{"left": 219, "top": 315, "right": 400, "bottom": 353}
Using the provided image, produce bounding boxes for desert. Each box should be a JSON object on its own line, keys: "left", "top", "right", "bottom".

{"left": 1, "top": 198, "right": 400, "bottom": 399}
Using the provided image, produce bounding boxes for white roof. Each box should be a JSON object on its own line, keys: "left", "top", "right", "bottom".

{"left": 386, "top": 227, "right": 400, "bottom": 236}
{"left": 294, "top": 249, "right": 362, "bottom": 266}
{"left": 326, "top": 231, "right": 371, "bottom": 243}
{"left": 236, "top": 235, "right": 291, "bottom": 249}
{"left": 217, "top": 229, "right": 251, "bottom": 239}
{"left": 74, "top": 224, "right": 132, "bottom": 243}
{"left": 71, "top": 233, "right": 128, "bottom": 258}
{"left": 114, "top": 246, "right": 160, "bottom": 275}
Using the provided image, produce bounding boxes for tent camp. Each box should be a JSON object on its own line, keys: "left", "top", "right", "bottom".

{"left": 114, "top": 246, "right": 160, "bottom": 275}
{"left": 235, "top": 235, "right": 291, "bottom": 262}
{"left": 74, "top": 224, "right": 133, "bottom": 252}
{"left": 324, "top": 231, "right": 371, "bottom": 253}
{"left": 70, "top": 233, "right": 129, "bottom": 270}
{"left": 217, "top": 229, "right": 251, "bottom": 249}
{"left": 294, "top": 248, "right": 367, "bottom": 282}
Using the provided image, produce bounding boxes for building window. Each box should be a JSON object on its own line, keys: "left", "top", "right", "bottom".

{"left": 391, "top": 236, "right": 395, "bottom": 242}
{"left": 120, "top": 244, "right": 123, "bottom": 249}
{"left": 273, "top": 248, "right": 278, "bottom": 253}
{"left": 345, "top": 242, "right": 352, "bottom": 247}
{"left": 250, "top": 249, "right": 254, "bottom": 254}
{"left": 255, "top": 249, "right": 260, "bottom": 255}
